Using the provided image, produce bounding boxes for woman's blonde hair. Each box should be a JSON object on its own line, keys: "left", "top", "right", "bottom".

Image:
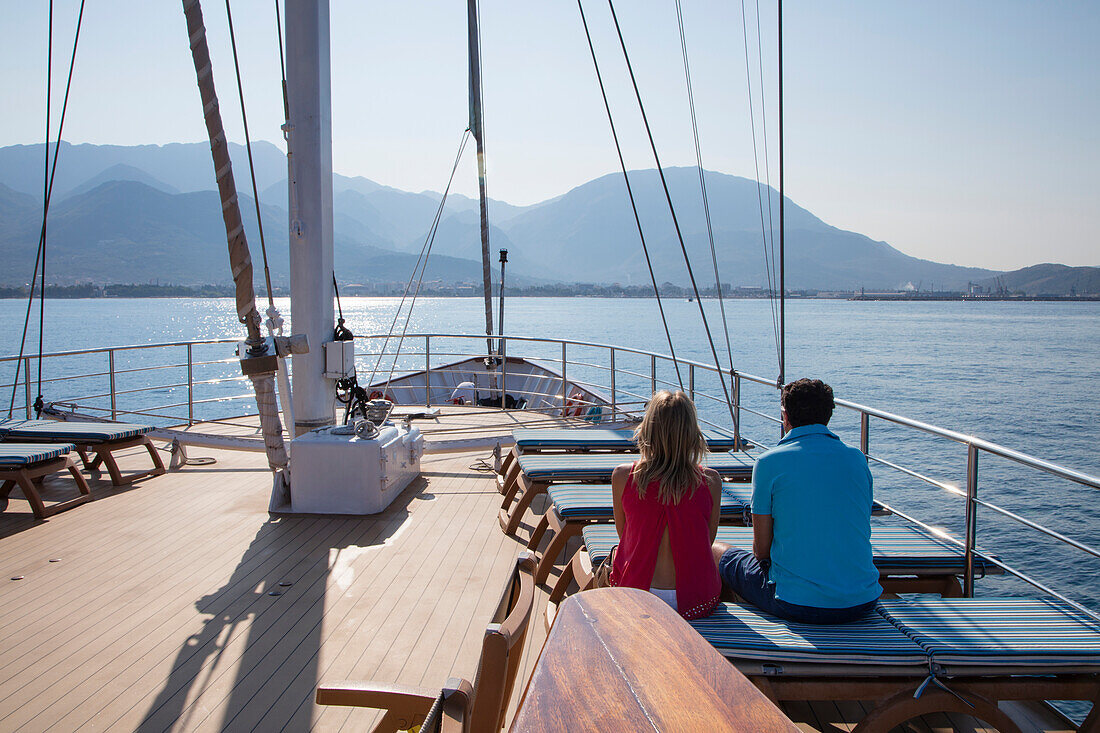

{"left": 631, "top": 390, "right": 707, "bottom": 504}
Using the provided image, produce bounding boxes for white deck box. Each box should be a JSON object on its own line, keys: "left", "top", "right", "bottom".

{"left": 290, "top": 425, "right": 424, "bottom": 514}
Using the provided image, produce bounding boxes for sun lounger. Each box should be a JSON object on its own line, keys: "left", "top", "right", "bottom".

{"left": 549, "top": 524, "right": 998, "bottom": 604}
{"left": 498, "top": 428, "right": 745, "bottom": 483}
{"left": 0, "top": 442, "right": 92, "bottom": 519}
{"left": 0, "top": 419, "right": 165, "bottom": 486}
{"left": 498, "top": 451, "right": 754, "bottom": 536}
{"left": 526, "top": 482, "right": 752, "bottom": 584}
{"left": 689, "top": 598, "right": 1100, "bottom": 732}
{"left": 317, "top": 554, "right": 536, "bottom": 733}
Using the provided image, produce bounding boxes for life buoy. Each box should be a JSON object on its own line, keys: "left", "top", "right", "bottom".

{"left": 564, "top": 389, "right": 586, "bottom": 417}
{"left": 369, "top": 390, "right": 384, "bottom": 400}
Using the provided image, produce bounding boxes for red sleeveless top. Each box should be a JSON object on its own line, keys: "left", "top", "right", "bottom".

{"left": 609, "top": 464, "right": 720, "bottom": 620}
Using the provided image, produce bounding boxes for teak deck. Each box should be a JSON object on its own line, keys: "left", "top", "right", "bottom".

{"left": 0, "top": 408, "right": 1073, "bottom": 732}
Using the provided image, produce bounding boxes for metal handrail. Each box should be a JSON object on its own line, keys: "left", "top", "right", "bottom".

{"left": 6, "top": 331, "right": 1098, "bottom": 613}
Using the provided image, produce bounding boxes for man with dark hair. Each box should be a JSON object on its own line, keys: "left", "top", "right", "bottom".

{"left": 712, "top": 378, "right": 881, "bottom": 623}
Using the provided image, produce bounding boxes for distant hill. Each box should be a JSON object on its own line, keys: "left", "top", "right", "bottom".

{"left": 0, "top": 141, "right": 287, "bottom": 197}
{"left": 980, "top": 264, "right": 1100, "bottom": 296}
{"left": 68, "top": 164, "right": 179, "bottom": 197}
{"left": 0, "top": 179, "right": 533, "bottom": 287}
{"left": 0, "top": 141, "right": 1057, "bottom": 291}
{"left": 497, "top": 167, "right": 997, "bottom": 291}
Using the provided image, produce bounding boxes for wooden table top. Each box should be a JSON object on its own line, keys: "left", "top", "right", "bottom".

{"left": 510, "top": 588, "right": 799, "bottom": 732}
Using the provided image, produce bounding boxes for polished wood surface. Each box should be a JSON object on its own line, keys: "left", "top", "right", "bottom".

{"left": 511, "top": 587, "right": 800, "bottom": 732}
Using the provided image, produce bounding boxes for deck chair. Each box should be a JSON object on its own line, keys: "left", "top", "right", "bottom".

{"left": 0, "top": 442, "right": 92, "bottom": 519}
{"left": 526, "top": 482, "right": 752, "bottom": 585}
{"left": 689, "top": 598, "right": 1100, "bottom": 733}
{"left": 0, "top": 419, "right": 165, "bottom": 486}
{"left": 316, "top": 553, "right": 536, "bottom": 733}
{"left": 498, "top": 451, "right": 754, "bottom": 536}
{"left": 498, "top": 428, "right": 745, "bottom": 483}
{"left": 548, "top": 524, "right": 999, "bottom": 614}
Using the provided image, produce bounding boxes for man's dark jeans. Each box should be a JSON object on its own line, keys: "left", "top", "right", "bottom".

{"left": 718, "top": 548, "right": 877, "bottom": 624}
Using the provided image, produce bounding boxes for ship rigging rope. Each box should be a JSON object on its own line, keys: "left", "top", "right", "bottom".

{"left": 742, "top": 0, "right": 782, "bottom": 373}
{"left": 575, "top": 0, "right": 684, "bottom": 392}
{"left": 224, "top": 0, "right": 276, "bottom": 309}
{"left": 8, "top": 0, "right": 87, "bottom": 419}
{"left": 362, "top": 129, "right": 473, "bottom": 395}
{"left": 603, "top": 0, "right": 738, "bottom": 428}
{"left": 673, "top": 0, "right": 735, "bottom": 375}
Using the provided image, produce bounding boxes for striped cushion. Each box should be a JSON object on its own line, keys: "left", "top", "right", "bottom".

{"left": 879, "top": 598, "right": 1100, "bottom": 668}
{"left": 550, "top": 483, "right": 750, "bottom": 520}
{"left": 513, "top": 428, "right": 741, "bottom": 452}
{"left": 0, "top": 419, "right": 152, "bottom": 443}
{"left": 581, "top": 524, "right": 977, "bottom": 574}
{"left": 0, "top": 442, "right": 74, "bottom": 468}
{"left": 690, "top": 602, "right": 927, "bottom": 665}
{"left": 516, "top": 452, "right": 754, "bottom": 481}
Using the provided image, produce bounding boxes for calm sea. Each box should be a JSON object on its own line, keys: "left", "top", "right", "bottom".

{"left": 2, "top": 296, "right": 1099, "bottom": 611}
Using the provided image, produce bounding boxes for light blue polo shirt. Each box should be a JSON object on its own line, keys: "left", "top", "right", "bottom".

{"left": 751, "top": 423, "right": 882, "bottom": 608}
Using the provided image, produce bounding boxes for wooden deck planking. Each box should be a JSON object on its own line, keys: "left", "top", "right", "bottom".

{"left": 0, "top": 410, "right": 543, "bottom": 732}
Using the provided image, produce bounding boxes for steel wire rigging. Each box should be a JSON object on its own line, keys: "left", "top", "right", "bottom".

{"left": 8, "top": 0, "right": 87, "bottom": 419}
{"left": 575, "top": 0, "right": 684, "bottom": 392}
{"left": 739, "top": 0, "right": 782, "bottom": 376}
{"left": 673, "top": 0, "right": 736, "bottom": 377}
{"left": 602, "top": 0, "right": 738, "bottom": 430}
{"left": 361, "top": 130, "right": 474, "bottom": 396}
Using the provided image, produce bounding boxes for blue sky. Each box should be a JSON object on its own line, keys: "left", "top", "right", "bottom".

{"left": 4, "top": 1, "right": 1097, "bottom": 270}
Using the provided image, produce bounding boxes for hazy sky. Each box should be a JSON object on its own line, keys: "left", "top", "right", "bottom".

{"left": 4, "top": 1, "right": 1098, "bottom": 270}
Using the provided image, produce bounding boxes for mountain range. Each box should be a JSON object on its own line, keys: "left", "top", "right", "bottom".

{"left": 0, "top": 141, "right": 1095, "bottom": 293}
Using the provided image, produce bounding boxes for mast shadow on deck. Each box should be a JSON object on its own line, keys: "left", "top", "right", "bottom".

{"left": 135, "top": 476, "right": 429, "bottom": 731}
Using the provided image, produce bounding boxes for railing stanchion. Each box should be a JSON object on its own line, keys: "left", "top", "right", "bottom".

{"left": 425, "top": 337, "right": 432, "bottom": 407}
{"left": 500, "top": 338, "right": 507, "bottom": 411}
{"left": 860, "top": 411, "right": 870, "bottom": 455}
{"left": 610, "top": 348, "right": 617, "bottom": 419}
{"left": 650, "top": 354, "right": 656, "bottom": 396}
{"left": 24, "top": 356, "right": 32, "bottom": 418}
{"left": 963, "top": 443, "right": 979, "bottom": 597}
{"left": 109, "top": 350, "right": 118, "bottom": 421}
{"left": 186, "top": 344, "right": 194, "bottom": 426}
{"left": 689, "top": 364, "right": 695, "bottom": 401}
{"left": 561, "top": 342, "right": 568, "bottom": 415}
{"left": 733, "top": 371, "right": 741, "bottom": 448}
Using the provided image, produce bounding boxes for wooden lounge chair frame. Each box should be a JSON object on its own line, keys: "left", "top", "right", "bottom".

{"left": 0, "top": 454, "right": 92, "bottom": 519}
{"left": 742, "top": 662, "right": 1100, "bottom": 732}
{"left": 316, "top": 553, "right": 536, "bottom": 732}
{"left": 73, "top": 434, "right": 166, "bottom": 486}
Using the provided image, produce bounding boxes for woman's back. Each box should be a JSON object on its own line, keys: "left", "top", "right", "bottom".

{"left": 610, "top": 462, "right": 722, "bottom": 619}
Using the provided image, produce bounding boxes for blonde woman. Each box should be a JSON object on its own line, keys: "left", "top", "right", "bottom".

{"left": 609, "top": 390, "right": 722, "bottom": 620}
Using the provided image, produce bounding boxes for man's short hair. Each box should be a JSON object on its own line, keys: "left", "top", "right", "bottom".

{"left": 781, "top": 378, "right": 834, "bottom": 427}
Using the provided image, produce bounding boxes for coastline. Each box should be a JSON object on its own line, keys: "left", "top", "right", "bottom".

{"left": 3, "top": 285, "right": 1099, "bottom": 301}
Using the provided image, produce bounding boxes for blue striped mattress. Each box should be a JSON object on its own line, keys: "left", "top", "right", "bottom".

{"left": 513, "top": 428, "right": 741, "bottom": 452}
{"left": 581, "top": 524, "right": 993, "bottom": 575}
{"left": 549, "top": 482, "right": 750, "bottom": 520}
{"left": 879, "top": 598, "right": 1100, "bottom": 668}
{"left": 0, "top": 419, "right": 152, "bottom": 444}
{"left": 690, "top": 602, "right": 928, "bottom": 666}
{"left": 516, "top": 452, "right": 754, "bottom": 481}
{"left": 0, "top": 442, "right": 75, "bottom": 468}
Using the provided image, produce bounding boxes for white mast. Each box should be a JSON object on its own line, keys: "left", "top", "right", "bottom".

{"left": 285, "top": 0, "right": 336, "bottom": 435}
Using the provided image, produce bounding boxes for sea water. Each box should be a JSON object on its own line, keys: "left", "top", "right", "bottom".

{"left": 2, "top": 297, "right": 1099, "bottom": 612}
